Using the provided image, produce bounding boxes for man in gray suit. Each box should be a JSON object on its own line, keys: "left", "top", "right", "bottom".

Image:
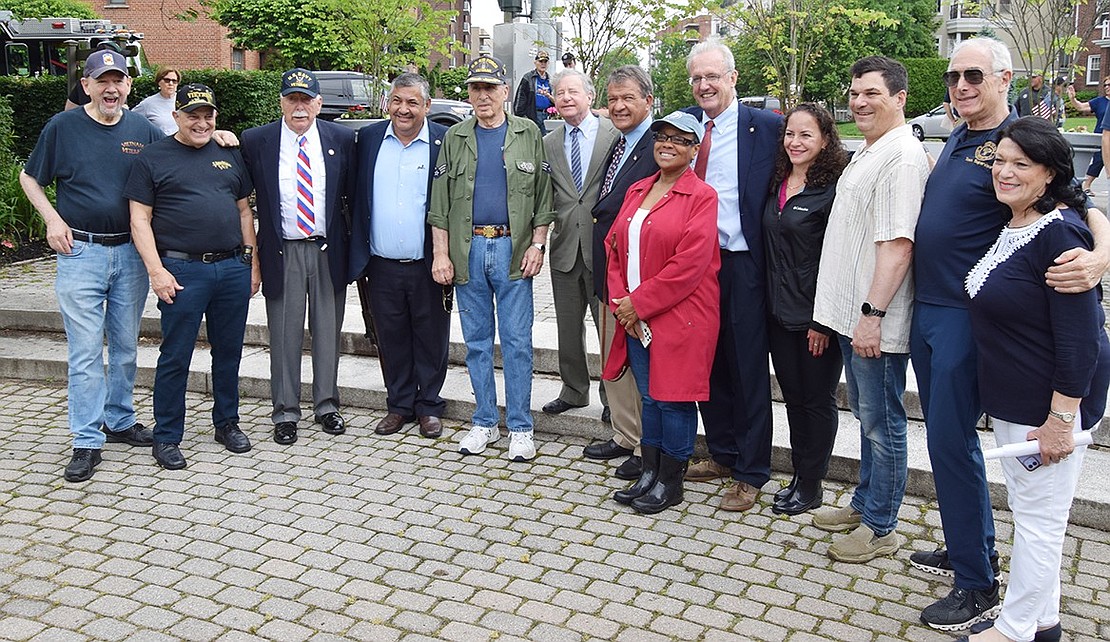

{"left": 540, "top": 69, "right": 620, "bottom": 419}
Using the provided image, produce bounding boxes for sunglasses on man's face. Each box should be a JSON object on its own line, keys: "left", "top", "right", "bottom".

{"left": 942, "top": 69, "right": 993, "bottom": 87}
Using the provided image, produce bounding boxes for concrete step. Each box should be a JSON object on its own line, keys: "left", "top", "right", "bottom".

{"left": 0, "top": 328, "right": 1106, "bottom": 531}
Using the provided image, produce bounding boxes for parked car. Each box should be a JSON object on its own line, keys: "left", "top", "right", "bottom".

{"left": 315, "top": 70, "right": 473, "bottom": 126}
{"left": 740, "top": 95, "right": 782, "bottom": 114}
{"left": 907, "top": 104, "right": 956, "bottom": 141}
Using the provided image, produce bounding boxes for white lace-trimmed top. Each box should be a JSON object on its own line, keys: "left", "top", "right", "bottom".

{"left": 966, "top": 209, "right": 1062, "bottom": 299}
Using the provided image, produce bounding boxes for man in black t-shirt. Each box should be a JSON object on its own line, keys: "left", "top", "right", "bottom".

{"left": 126, "top": 83, "right": 260, "bottom": 471}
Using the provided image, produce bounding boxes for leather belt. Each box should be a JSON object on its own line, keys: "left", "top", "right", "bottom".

{"left": 473, "top": 225, "right": 510, "bottom": 238}
{"left": 285, "top": 236, "right": 328, "bottom": 250}
{"left": 159, "top": 249, "right": 238, "bottom": 263}
{"left": 72, "top": 231, "right": 130, "bottom": 246}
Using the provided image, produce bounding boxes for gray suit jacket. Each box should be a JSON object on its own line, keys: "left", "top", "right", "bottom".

{"left": 543, "top": 116, "right": 620, "bottom": 274}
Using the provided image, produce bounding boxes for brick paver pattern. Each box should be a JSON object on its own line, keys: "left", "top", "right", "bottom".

{"left": 0, "top": 380, "right": 1107, "bottom": 641}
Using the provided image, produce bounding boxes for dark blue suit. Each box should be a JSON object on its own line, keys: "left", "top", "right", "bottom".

{"left": 349, "top": 119, "right": 451, "bottom": 418}
{"left": 685, "top": 102, "right": 782, "bottom": 489}
{"left": 241, "top": 117, "right": 357, "bottom": 425}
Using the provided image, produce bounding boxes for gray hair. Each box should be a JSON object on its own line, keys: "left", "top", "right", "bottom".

{"left": 952, "top": 37, "right": 1012, "bottom": 73}
{"left": 389, "top": 72, "right": 431, "bottom": 102}
{"left": 606, "top": 65, "right": 652, "bottom": 99}
{"left": 687, "top": 38, "right": 735, "bottom": 74}
{"left": 552, "top": 69, "right": 595, "bottom": 98}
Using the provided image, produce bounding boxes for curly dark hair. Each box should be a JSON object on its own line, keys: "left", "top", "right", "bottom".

{"left": 770, "top": 103, "right": 849, "bottom": 190}
{"left": 996, "top": 117, "right": 1087, "bottom": 217}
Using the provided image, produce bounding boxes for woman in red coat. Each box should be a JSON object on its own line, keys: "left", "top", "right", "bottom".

{"left": 603, "top": 111, "right": 721, "bottom": 514}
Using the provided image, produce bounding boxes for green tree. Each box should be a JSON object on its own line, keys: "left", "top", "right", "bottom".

{"left": 864, "top": 0, "right": 938, "bottom": 60}
{"left": 593, "top": 46, "right": 641, "bottom": 107}
{"left": 651, "top": 32, "right": 695, "bottom": 114}
{"left": 978, "top": 0, "right": 1110, "bottom": 80}
{"left": 0, "top": 0, "right": 98, "bottom": 19}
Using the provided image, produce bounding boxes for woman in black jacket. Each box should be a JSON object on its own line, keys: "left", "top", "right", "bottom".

{"left": 763, "top": 104, "right": 849, "bottom": 515}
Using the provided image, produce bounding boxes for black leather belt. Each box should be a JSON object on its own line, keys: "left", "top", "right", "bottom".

{"left": 72, "top": 231, "right": 130, "bottom": 246}
{"left": 159, "top": 249, "right": 238, "bottom": 263}
{"left": 377, "top": 257, "right": 419, "bottom": 263}
{"left": 473, "top": 225, "right": 510, "bottom": 238}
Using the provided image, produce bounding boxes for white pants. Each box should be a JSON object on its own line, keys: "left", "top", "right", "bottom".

{"left": 992, "top": 416, "right": 1086, "bottom": 642}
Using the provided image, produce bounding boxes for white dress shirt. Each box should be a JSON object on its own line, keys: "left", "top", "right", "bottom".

{"left": 279, "top": 120, "right": 328, "bottom": 239}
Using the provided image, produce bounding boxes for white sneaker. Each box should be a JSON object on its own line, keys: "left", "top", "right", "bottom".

{"left": 458, "top": 425, "right": 499, "bottom": 455}
{"left": 507, "top": 431, "right": 536, "bottom": 462}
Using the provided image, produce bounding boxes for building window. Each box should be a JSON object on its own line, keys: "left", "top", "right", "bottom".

{"left": 1087, "top": 54, "right": 1102, "bottom": 86}
{"left": 104, "top": 0, "right": 128, "bottom": 6}
{"left": 231, "top": 48, "right": 245, "bottom": 70}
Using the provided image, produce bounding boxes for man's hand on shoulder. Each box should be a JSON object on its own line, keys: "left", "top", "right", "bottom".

{"left": 212, "top": 130, "right": 240, "bottom": 148}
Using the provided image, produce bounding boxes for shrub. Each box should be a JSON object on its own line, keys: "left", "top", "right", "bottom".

{"left": 0, "top": 75, "right": 67, "bottom": 159}
{"left": 903, "top": 58, "right": 949, "bottom": 119}
{"left": 129, "top": 69, "right": 282, "bottom": 133}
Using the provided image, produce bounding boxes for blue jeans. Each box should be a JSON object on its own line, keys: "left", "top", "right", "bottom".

{"left": 153, "top": 256, "right": 251, "bottom": 444}
{"left": 456, "top": 236, "right": 534, "bottom": 432}
{"left": 626, "top": 338, "right": 697, "bottom": 461}
{"left": 838, "top": 335, "right": 909, "bottom": 537}
{"left": 55, "top": 240, "right": 148, "bottom": 449}
{"left": 911, "top": 302, "right": 997, "bottom": 591}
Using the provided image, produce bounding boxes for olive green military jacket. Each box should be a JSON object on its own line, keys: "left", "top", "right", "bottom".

{"left": 428, "top": 114, "right": 556, "bottom": 283}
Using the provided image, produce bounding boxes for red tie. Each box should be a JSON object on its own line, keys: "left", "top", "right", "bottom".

{"left": 694, "top": 120, "right": 714, "bottom": 180}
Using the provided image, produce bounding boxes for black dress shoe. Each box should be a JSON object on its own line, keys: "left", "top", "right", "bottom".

{"left": 152, "top": 443, "right": 186, "bottom": 470}
{"left": 614, "top": 455, "right": 642, "bottom": 480}
{"left": 102, "top": 422, "right": 154, "bottom": 446}
{"left": 772, "top": 480, "right": 823, "bottom": 516}
{"left": 317, "top": 412, "right": 346, "bottom": 435}
{"left": 542, "top": 398, "right": 586, "bottom": 415}
{"left": 601, "top": 406, "right": 611, "bottom": 424}
{"left": 273, "top": 421, "right": 298, "bottom": 445}
{"left": 582, "top": 438, "right": 634, "bottom": 460}
{"left": 64, "top": 448, "right": 102, "bottom": 482}
{"left": 215, "top": 422, "right": 252, "bottom": 453}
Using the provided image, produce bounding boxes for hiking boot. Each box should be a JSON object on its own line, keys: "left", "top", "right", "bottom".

{"left": 827, "top": 524, "right": 904, "bottom": 563}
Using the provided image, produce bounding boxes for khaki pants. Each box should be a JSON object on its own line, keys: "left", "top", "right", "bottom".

{"left": 597, "top": 296, "right": 642, "bottom": 453}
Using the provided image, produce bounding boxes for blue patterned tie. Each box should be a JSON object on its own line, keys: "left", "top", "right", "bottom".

{"left": 570, "top": 127, "right": 583, "bottom": 192}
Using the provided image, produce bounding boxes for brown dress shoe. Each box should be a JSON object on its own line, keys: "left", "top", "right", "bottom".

{"left": 685, "top": 458, "right": 731, "bottom": 482}
{"left": 720, "top": 481, "right": 758, "bottom": 512}
{"left": 417, "top": 415, "right": 443, "bottom": 439}
{"left": 375, "top": 413, "right": 409, "bottom": 435}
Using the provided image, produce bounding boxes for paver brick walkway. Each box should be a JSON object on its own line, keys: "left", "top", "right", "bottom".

{"left": 1, "top": 381, "right": 1107, "bottom": 641}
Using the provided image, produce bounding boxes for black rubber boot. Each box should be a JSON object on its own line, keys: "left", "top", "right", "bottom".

{"left": 614, "top": 444, "right": 659, "bottom": 505}
{"left": 774, "top": 474, "right": 798, "bottom": 502}
{"left": 772, "top": 477, "right": 824, "bottom": 515}
{"left": 631, "top": 451, "right": 686, "bottom": 514}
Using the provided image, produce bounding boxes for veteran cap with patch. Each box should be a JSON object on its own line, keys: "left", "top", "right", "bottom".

{"left": 282, "top": 68, "right": 320, "bottom": 97}
{"left": 176, "top": 83, "right": 217, "bottom": 113}
{"left": 465, "top": 55, "right": 507, "bottom": 85}
{"left": 83, "top": 50, "right": 128, "bottom": 78}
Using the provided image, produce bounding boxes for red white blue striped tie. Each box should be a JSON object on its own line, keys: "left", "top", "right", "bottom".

{"left": 296, "top": 135, "right": 315, "bottom": 236}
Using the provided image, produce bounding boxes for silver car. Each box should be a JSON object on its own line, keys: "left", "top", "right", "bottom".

{"left": 908, "top": 104, "right": 956, "bottom": 141}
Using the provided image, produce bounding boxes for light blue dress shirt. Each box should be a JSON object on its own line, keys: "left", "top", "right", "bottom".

{"left": 563, "top": 113, "right": 600, "bottom": 183}
{"left": 614, "top": 116, "right": 652, "bottom": 177}
{"left": 371, "top": 120, "right": 431, "bottom": 260}
{"left": 700, "top": 99, "right": 748, "bottom": 252}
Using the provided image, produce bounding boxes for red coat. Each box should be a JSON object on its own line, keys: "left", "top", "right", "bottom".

{"left": 602, "top": 168, "right": 721, "bottom": 401}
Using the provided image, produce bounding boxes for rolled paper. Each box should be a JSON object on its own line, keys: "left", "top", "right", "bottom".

{"left": 982, "top": 431, "right": 1095, "bottom": 460}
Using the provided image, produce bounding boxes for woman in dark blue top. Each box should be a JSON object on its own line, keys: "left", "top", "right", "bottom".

{"left": 761, "top": 104, "right": 848, "bottom": 516}
{"left": 961, "top": 117, "right": 1109, "bottom": 642}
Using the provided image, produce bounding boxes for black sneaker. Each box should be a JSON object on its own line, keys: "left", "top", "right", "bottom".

{"left": 909, "top": 548, "right": 1002, "bottom": 580}
{"left": 102, "top": 422, "right": 154, "bottom": 446}
{"left": 920, "top": 581, "right": 1001, "bottom": 631}
{"left": 64, "top": 448, "right": 102, "bottom": 482}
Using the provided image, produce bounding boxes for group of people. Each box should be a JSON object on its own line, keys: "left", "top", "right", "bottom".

{"left": 21, "top": 34, "right": 1109, "bottom": 642}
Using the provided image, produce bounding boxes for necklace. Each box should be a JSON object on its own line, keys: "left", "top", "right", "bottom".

{"left": 786, "top": 179, "right": 805, "bottom": 190}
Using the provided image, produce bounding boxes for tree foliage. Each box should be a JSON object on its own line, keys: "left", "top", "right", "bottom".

{"left": 0, "top": 0, "right": 98, "bottom": 19}
{"left": 207, "top": 0, "right": 455, "bottom": 79}
{"left": 593, "top": 46, "right": 641, "bottom": 107}
{"left": 651, "top": 33, "right": 696, "bottom": 114}
{"left": 979, "top": 0, "right": 1110, "bottom": 80}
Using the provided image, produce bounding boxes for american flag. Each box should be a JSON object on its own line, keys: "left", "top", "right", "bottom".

{"left": 1031, "top": 93, "right": 1059, "bottom": 122}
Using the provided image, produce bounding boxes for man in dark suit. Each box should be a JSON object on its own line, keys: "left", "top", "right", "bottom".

{"left": 583, "top": 65, "right": 658, "bottom": 479}
{"left": 348, "top": 73, "right": 450, "bottom": 439}
{"left": 540, "top": 68, "right": 619, "bottom": 419}
{"left": 241, "top": 68, "right": 357, "bottom": 446}
{"left": 682, "top": 40, "right": 782, "bottom": 512}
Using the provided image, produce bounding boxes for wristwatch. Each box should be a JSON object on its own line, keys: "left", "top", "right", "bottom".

{"left": 1048, "top": 409, "right": 1076, "bottom": 423}
{"left": 531, "top": 243, "right": 546, "bottom": 253}
{"left": 860, "top": 301, "right": 886, "bottom": 318}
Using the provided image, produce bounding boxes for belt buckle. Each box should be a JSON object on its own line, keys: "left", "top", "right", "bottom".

{"left": 201, "top": 252, "right": 217, "bottom": 263}
{"left": 480, "top": 225, "right": 498, "bottom": 239}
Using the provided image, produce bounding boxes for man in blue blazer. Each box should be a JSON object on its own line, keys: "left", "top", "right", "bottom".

{"left": 241, "top": 68, "right": 357, "bottom": 446}
{"left": 348, "top": 73, "right": 450, "bottom": 439}
{"left": 681, "top": 40, "right": 783, "bottom": 513}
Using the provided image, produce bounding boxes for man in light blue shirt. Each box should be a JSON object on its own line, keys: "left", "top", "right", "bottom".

{"left": 348, "top": 73, "right": 450, "bottom": 439}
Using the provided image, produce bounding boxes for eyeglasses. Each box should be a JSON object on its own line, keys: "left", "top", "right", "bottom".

{"left": 688, "top": 73, "right": 726, "bottom": 86}
{"left": 941, "top": 68, "right": 1000, "bottom": 87}
{"left": 653, "top": 132, "right": 697, "bottom": 147}
{"left": 161, "top": 78, "right": 180, "bottom": 84}
{"left": 442, "top": 285, "right": 454, "bottom": 313}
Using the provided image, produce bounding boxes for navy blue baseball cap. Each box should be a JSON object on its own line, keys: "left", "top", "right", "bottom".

{"left": 282, "top": 68, "right": 320, "bottom": 98}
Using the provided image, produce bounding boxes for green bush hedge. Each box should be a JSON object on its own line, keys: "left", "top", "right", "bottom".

{"left": 903, "top": 58, "right": 949, "bottom": 119}
{"left": 0, "top": 76, "right": 68, "bottom": 159}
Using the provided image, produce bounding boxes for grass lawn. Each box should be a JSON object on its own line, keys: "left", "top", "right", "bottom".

{"left": 836, "top": 116, "right": 1100, "bottom": 139}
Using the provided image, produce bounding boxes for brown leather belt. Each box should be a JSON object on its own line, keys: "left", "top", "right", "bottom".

{"left": 473, "top": 225, "right": 509, "bottom": 238}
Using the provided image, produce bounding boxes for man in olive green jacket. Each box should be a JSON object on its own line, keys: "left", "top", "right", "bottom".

{"left": 429, "top": 55, "right": 555, "bottom": 463}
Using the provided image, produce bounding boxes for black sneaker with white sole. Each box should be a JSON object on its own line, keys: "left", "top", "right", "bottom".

{"left": 909, "top": 548, "right": 1002, "bottom": 580}
{"left": 920, "top": 581, "right": 1002, "bottom": 631}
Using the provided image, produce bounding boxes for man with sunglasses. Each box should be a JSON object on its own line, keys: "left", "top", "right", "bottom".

{"left": 1067, "top": 78, "right": 1110, "bottom": 193}
{"left": 912, "top": 37, "right": 1110, "bottom": 632}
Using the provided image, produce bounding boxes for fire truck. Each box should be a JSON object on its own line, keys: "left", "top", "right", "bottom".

{"left": 0, "top": 10, "right": 144, "bottom": 92}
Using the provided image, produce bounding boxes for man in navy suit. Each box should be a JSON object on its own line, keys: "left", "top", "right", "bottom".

{"left": 583, "top": 65, "right": 658, "bottom": 479}
{"left": 681, "top": 40, "right": 782, "bottom": 512}
{"left": 348, "top": 73, "right": 450, "bottom": 439}
{"left": 241, "top": 68, "right": 357, "bottom": 446}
